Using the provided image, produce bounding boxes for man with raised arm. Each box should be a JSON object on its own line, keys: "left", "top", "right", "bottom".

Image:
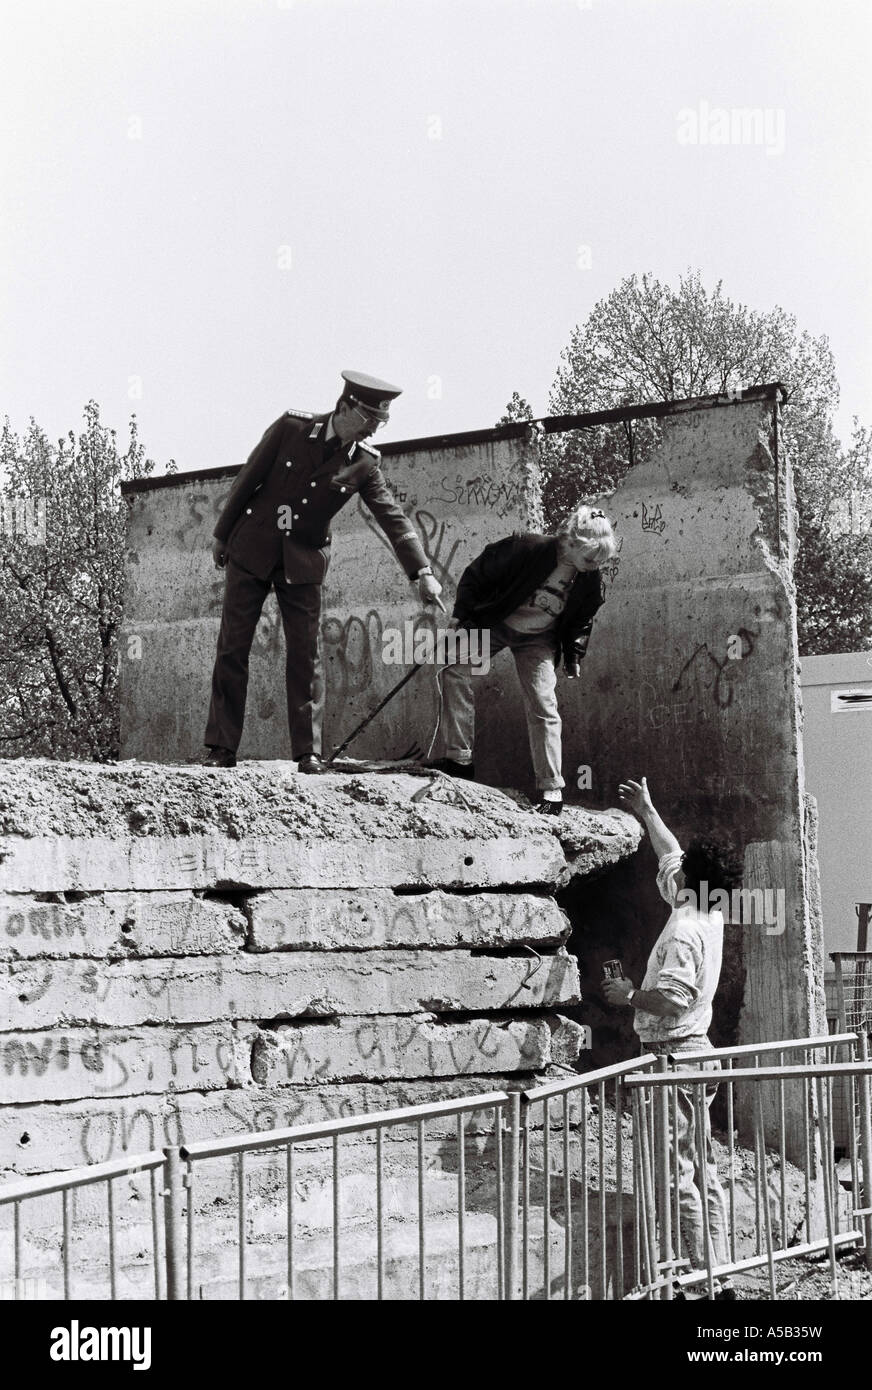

{"left": 603, "top": 776, "right": 743, "bottom": 1298}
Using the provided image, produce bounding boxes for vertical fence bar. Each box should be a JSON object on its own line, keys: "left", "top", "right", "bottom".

{"left": 777, "top": 1051, "right": 787, "bottom": 1249}
{"left": 333, "top": 1134, "right": 341, "bottom": 1302}
{"left": 286, "top": 1144, "right": 295, "bottom": 1302}
{"left": 631, "top": 1099, "right": 642, "bottom": 1290}
{"left": 803, "top": 1074, "right": 813, "bottom": 1244}
{"left": 376, "top": 1128, "right": 384, "bottom": 1301}
{"left": 672, "top": 1081, "right": 681, "bottom": 1272}
{"left": 694, "top": 1085, "right": 716, "bottom": 1301}
{"left": 506, "top": 1093, "right": 520, "bottom": 1301}
{"left": 162, "top": 1147, "right": 184, "bottom": 1301}
{"left": 185, "top": 1161, "right": 194, "bottom": 1301}
{"left": 858, "top": 1034, "right": 872, "bottom": 1269}
{"left": 654, "top": 1056, "right": 672, "bottom": 1300}
{"left": 149, "top": 1168, "right": 161, "bottom": 1301}
{"left": 848, "top": 1068, "right": 861, "bottom": 1245}
{"left": 543, "top": 1097, "right": 551, "bottom": 1300}
{"left": 726, "top": 1060, "right": 736, "bottom": 1262}
{"left": 417, "top": 1119, "right": 426, "bottom": 1301}
{"left": 834, "top": 955, "right": 847, "bottom": 1032}
{"left": 494, "top": 1106, "right": 504, "bottom": 1301}
{"left": 455, "top": 1114, "right": 465, "bottom": 1301}
{"left": 580, "top": 1085, "right": 589, "bottom": 1298}
{"left": 13, "top": 1201, "right": 21, "bottom": 1293}
{"left": 562, "top": 1093, "right": 571, "bottom": 1300}
{"left": 522, "top": 1104, "right": 530, "bottom": 1301}
{"left": 753, "top": 1085, "right": 777, "bottom": 1299}
{"left": 237, "top": 1152, "right": 246, "bottom": 1301}
{"left": 598, "top": 1080, "right": 607, "bottom": 1300}
{"left": 636, "top": 1087, "right": 659, "bottom": 1298}
{"left": 107, "top": 1179, "right": 117, "bottom": 1299}
{"left": 62, "top": 1188, "right": 71, "bottom": 1301}
{"left": 752, "top": 1053, "right": 762, "bottom": 1256}
{"left": 614, "top": 1078, "right": 624, "bottom": 1300}
{"left": 815, "top": 1075, "right": 839, "bottom": 1292}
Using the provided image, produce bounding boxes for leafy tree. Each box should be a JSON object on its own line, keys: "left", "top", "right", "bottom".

{"left": 502, "top": 270, "right": 871, "bottom": 654}
{"left": 0, "top": 402, "right": 174, "bottom": 759}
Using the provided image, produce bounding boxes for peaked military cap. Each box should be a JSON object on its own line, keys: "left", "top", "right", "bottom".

{"left": 341, "top": 370, "right": 402, "bottom": 422}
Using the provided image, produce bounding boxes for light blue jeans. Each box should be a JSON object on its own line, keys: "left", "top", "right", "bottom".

{"left": 647, "top": 1037, "right": 730, "bottom": 1273}
{"left": 440, "top": 622, "right": 565, "bottom": 790}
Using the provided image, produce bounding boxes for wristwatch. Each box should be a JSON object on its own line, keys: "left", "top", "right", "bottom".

{"left": 413, "top": 566, "right": 434, "bottom": 581}
{"left": 626, "top": 988, "right": 637, "bottom": 1005}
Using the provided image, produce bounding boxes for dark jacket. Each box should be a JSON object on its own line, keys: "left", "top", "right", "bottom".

{"left": 453, "top": 532, "right": 605, "bottom": 672}
{"left": 214, "top": 411, "right": 428, "bottom": 584}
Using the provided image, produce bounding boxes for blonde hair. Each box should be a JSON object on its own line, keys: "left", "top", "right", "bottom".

{"left": 557, "top": 504, "right": 617, "bottom": 565}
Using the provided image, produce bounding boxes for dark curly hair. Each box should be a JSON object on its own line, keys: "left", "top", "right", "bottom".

{"left": 681, "top": 836, "right": 744, "bottom": 898}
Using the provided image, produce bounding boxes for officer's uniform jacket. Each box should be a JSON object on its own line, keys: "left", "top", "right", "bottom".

{"left": 214, "top": 411, "right": 428, "bottom": 585}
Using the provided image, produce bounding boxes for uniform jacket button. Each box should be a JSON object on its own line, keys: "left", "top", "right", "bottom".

{"left": 286, "top": 461, "right": 292, "bottom": 467}
{"left": 245, "top": 508, "right": 252, "bottom": 514}
{"left": 302, "top": 497, "right": 308, "bottom": 503}
{"left": 293, "top": 513, "right": 300, "bottom": 520}
{"left": 340, "top": 486, "right": 346, "bottom": 492}
{"left": 310, "top": 481, "right": 316, "bottom": 487}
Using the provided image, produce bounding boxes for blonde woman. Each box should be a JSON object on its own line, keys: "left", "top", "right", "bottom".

{"left": 429, "top": 505, "right": 617, "bottom": 813}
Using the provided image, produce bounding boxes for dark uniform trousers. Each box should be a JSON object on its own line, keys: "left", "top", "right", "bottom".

{"left": 205, "top": 560, "right": 324, "bottom": 759}
{"left": 203, "top": 409, "right": 429, "bottom": 760}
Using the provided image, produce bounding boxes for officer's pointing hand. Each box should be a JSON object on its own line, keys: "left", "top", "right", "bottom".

{"left": 212, "top": 539, "right": 228, "bottom": 570}
{"left": 418, "top": 574, "right": 443, "bottom": 608}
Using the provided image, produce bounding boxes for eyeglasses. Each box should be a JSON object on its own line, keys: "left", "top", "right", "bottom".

{"left": 351, "top": 404, "right": 387, "bottom": 431}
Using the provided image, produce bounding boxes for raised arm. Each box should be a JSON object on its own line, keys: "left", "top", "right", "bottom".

{"left": 618, "top": 777, "right": 681, "bottom": 860}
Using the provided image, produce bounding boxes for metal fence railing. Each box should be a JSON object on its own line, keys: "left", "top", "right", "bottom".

{"left": 2, "top": 1033, "right": 871, "bottom": 1301}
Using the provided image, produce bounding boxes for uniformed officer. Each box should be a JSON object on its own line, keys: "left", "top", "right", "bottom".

{"left": 203, "top": 371, "right": 442, "bottom": 770}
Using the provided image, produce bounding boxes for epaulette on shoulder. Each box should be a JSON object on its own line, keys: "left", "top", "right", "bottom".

{"left": 286, "top": 408, "right": 314, "bottom": 421}
{"left": 358, "top": 440, "right": 381, "bottom": 460}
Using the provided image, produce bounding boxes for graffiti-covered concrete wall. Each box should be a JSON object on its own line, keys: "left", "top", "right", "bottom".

{"left": 555, "top": 387, "right": 826, "bottom": 1064}
{"left": 119, "top": 387, "right": 825, "bottom": 1058}
{"left": 120, "top": 430, "right": 542, "bottom": 771}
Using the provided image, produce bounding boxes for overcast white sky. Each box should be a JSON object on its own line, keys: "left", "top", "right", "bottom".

{"left": 1, "top": 0, "right": 870, "bottom": 474}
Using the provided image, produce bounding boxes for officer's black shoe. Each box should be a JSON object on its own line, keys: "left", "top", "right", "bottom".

{"left": 426, "top": 758, "right": 475, "bottom": 780}
{"left": 202, "top": 746, "right": 237, "bottom": 768}
{"left": 297, "top": 755, "right": 327, "bottom": 775}
{"left": 536, "top": 796, "right": 563, "bottom": 816}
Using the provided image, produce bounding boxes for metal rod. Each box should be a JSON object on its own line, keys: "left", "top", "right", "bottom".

{"left": 333, "top": 1134, "right": 341, "bottom": 1302}
{"left": 803, "top": 1074, "right": 813, "bottom": 1244}
{"left": 777, "top": 1051, "right": 787, "bottom": 1248}
{"left": 328, "top": 662, "right": 425, "bottom": 762}
{"left": 753, "top": 1085, "right": 777, "bottom": 1299}
{"left": 543, "top": 1098, "right": 551, "bottom": 1299}
{"left": 614, "top": 1078, "right": 624, "bottom": 1299}
{"left": 506, "top": 1093, "right": 520, "bottom": 1301}
{"left": 495, "top": 1105, "right": 504, "bottom": 1302}
{"left": 162, "top": 1147, "right": 185, "bottom": 1301}
{"left": 655, "top": 1057, "right": 672, "bottom": 1301}
{"left": 598, "top": 1080, "right": 607, "bottom": 1300}
{"left": 858, "top": 1033, "right": 872, "bottom": 1269}
{"left": 521, "top": 1105, "right": 530, "bottom": 1300}
{"left": 694, "top": 1085, "right": 716, "bottom": 1300}
{"left": 286, "top": 1144, "right": 295, "bottom": 1302}
{"left": 726, "top": 1060, "right": 736, "bottom": 1263}
{"left": 107, "top": 1179, "right": 117, "bottom": 1299}
{"left": 185, "top": 1160, "right": 194, "bottom": 1301}
{"left": 636, "top": 1088, "right": 659, "bottom": 1296}
{"left": 149, "top": 1167, "right": 161, "bottom": 1301}
{"left": 62, "top": 1188, "right": 71, "bottom": 1301}
{"left": 581, "top": 1085, "right": 589, "bottom": 1297}
{"left": 375, "top": 1129, "right": 384, "bottom": 1301}
{"left": 237, "top": 1152, "right": 246, "bottom": 1301}
{"left": 815, "top": 1074, "right": 839, "bottom": 1292}
{"left": 523, "top": 1054, "right": 658, "bottom": 1103}
{"left": 456, "top": 1114, "right": 465, "bottom": 1301}
{"left": 562, "top": 1093, "right": 571, "bottom": 1300}
{"left": 417, "top": 1119, "right": 426, "bottom": 1301}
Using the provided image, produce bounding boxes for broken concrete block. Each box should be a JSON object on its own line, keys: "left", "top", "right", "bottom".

{"left": 0, "top": 891, "right": 247, "bottom": 959}
{"left": 2, "top": 948, "right": 580, "bottom": 1029}
{"left": 246, "top": 888, "right": 569, "bottom": 951}
{"left": 0, "top": 1023, "right": 254, "bottom": 1103}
